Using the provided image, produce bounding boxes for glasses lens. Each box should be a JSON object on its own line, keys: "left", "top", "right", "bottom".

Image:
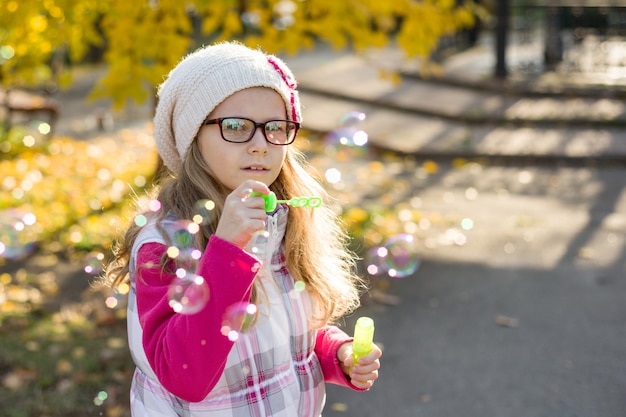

{"left": 221, "top": 118, "right": 254, "bottom": 142}
{"left": 265, "top": 121, "right": 297, "bottom": 145}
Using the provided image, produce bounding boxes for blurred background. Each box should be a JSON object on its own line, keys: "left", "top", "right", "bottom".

{"left": 1, "top": 1, "right": 625, "bottom": 416}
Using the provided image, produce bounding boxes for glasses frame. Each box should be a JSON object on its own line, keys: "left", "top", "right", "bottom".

{"left": 203, "top": 117, "right": 300, "bottom": 145}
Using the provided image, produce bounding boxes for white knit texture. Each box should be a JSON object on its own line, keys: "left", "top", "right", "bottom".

{"left": 153, "top": 42, "right": 301, "bottom": 175}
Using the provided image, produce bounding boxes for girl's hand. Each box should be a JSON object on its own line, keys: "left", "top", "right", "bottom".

{"left": 337, "top": 341, "right": 382, "bottom": 390}
{"left": 215, "top": 181, "right": 270, "bottom": 249}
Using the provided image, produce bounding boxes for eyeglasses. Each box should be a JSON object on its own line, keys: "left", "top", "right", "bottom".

{"left": 203, "top": 117, "right": 299, "bottom": 145}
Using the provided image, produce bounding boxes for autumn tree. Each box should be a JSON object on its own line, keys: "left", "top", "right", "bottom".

{"left": 0, "top": 0, "right": 477, "bottom": 108}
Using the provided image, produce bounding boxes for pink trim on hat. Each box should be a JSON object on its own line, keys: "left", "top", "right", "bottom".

{"left": 267, "top": 56, "right": 299, "bottom": 122}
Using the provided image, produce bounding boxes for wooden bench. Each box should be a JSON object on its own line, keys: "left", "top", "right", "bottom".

{"left": 0, "top": 89, "right": 60, "bottom": 137}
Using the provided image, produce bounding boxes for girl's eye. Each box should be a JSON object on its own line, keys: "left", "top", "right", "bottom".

{"left": 265, "top": 121, "right": 283, "bottom": 132}
{"left": 224, "top": 120, "right": 246, "bottom": 131}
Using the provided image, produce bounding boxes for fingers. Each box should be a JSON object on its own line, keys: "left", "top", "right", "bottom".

{"left": 215, "top": 181, "right": 270, "bottom": 248}
{"left": 349, "top": 362, "right": 380, "bottom": 390}
{"left": 349, "top": 344, "right": 382, "bottom": 390}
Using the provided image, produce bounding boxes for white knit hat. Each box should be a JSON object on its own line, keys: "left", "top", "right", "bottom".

{"left": 153, "top": 42, "right": 302, "bottom": 175}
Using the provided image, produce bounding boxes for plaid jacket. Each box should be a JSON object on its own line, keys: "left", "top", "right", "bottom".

{"left": 126, "top": 205, "right": 356, "bottom": 416}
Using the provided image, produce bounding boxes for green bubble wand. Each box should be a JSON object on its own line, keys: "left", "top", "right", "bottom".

{"left": 249, "top": 191, "right": 322, "bottom": 212}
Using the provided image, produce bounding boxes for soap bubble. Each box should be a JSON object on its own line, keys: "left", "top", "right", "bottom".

{"left": 166, "top": 219, "right": 201, "bottom": 271}
{"left": 0, "top": 209, "right": 38, "bottom": 260}
{"left": 193, "top": 199, "right": 216, "bottom": 225}
{"left": 247, "top": 230, "right": 269, "bottom": 258}
{"left": 384, "top": 234, "right": 420, "bottom": 278}
{"left": 364, "top": 235, "right": 420, "bottom": 278}
{"left": 324, "top": 168, "right": 342, "bottom": 184}
{"left": 168, "top": 273, "right": 210, "bottom": 314}
{"left": 364, "top": 246, "right": 389, "bottom": 277}
{"left": 84, "top": 251, "right": 105, "bottom": 275}
{"left": 325, "top": 111, "right": 368, "bottom": 148}
{"left": 221, "top": 302, "right": 258, "bottom": 341}
{"left": 170, "top": 220, "right": 196, "bottom": 249}
{"left": 134, "top": 214, "right": 148, "bottom": 227}
{"left": 93, "top": 390, "right": 108, "bottom": 406}
{"left": 289, "top": 280, "right": 307, "bottom": 299}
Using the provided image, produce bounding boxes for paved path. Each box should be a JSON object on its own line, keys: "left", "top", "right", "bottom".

{"left": 287, "top": 44, "right": 626, "bottom": 162}
{"left": 321, "top": 160, "right": 626, "bottom": 417}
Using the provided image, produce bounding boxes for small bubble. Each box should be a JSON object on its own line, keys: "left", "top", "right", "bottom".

{"left": 221, "top": 302, "right": 258, "bottom": 339}
{"left": 23, "top": 135, "right": 36, "bottom": 147}
{"left": 325, "top": 168, "right": 342, "bottom": 184}
{"left": 518, "top": 170, "right": 533, "bottom": 184}
{"left": 167, "top": 274, "right": 210, "bottom": 314}
{"left": 38, "top": 122, "right": 51, "bottom": 135}
{"left": 0, "top": 209, "right": 37, "bottom": 260}
{"left": 364, "top": 246, "right": 388, "bottom": 277}
{"left": 465, "top": 187, "right": 478, "bottom": 200}
{"left": 134, "top": 214, "right": 148, "bottom": 227}
{"left": 118, "top": 282, "right": 130, "bottom": 295}
{"left": 84, "top": 251, "right": 105, "bottom": 275}
{"left": 166, "top": 246, "right": 180, "bottom": 258}
{"left": 247, "top": 230, "right": 269, "bottom": 257}
{"left": 148, "top": 199, "right": 161, "bottom": 212}
{"left": 134, "top": 175, "right": 147, "bottom": 187}
{"left": 93, "top": 390, "right": 108, "bottom": 406}
{"left": 460, "top": 218, "right": 474, "bottom": 231}
{"left": 504, "top": 242, "right": 516, "bottom": 254}
{"left": 105, "top": 296, "right": 119, "bottom": 309}
{"left": 384, "top": 234, "right": 420, "bottom": 278}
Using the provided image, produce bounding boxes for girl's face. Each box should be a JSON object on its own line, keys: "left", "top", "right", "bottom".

{"left": 197, "top": 87, "right": 290, "bottom": 192}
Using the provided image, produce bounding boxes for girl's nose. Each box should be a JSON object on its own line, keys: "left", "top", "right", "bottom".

{"left": 248, "top": 128, "right": 268, "bottom": 153}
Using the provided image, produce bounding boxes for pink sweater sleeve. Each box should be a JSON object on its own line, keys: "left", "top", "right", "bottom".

{"left": 315, "top": 325, "right": 367, "bottom": 392}
{"left": 134, "top": 235, "right": 258, "bottom": 402}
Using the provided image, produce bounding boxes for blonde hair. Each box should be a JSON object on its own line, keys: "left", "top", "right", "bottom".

{"left": 106, "top": 139, "right": 364, "bottom": 326}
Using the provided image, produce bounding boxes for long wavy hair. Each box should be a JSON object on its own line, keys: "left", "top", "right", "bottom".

{"left": 105, "top": 138, "right": 364, "bottom": 326}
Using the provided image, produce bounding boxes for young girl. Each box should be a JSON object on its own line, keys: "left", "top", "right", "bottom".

{"left": 106, "top": 41, "right": 382, "bottom": 416}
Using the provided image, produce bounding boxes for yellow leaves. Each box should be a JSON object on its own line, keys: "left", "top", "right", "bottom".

{"left": 379, "top": 69, "right": 402, "bottom": 86}
{"left": 88, "top": 0, "right": 194, "bottom": 107}
{"left": 200, "top": 1, "right": 229, "bottom": 35}
{"left": 1, "top": 130, "right": 157, "bottom": 251}
{"left": 1, "top": 0, "right": 477, "bottom": 107}
{"left": 223, "top": 9, "right": 244, "bottom": 37}
{"left": 396, "top": 0, "right": 475, "bottom": 59}
{"left": 29, "top": 15, "right": 48, "bottom": 32}
{"left": 6, "top": 1, "right": 18, "bottom": 13}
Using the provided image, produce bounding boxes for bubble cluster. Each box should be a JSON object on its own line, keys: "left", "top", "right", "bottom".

{"left": 221, "top": 302, "right": 258, "bottom": 341}
{"left": 164, "top": 219, "right": 208, "bottom": 314}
